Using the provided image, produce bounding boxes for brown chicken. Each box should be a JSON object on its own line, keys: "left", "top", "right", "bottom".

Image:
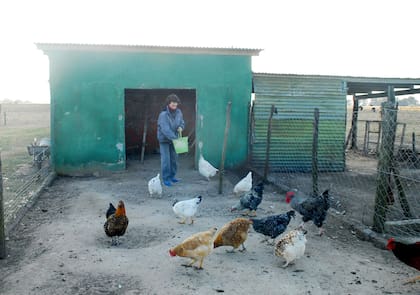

{"left": 104, "top": 200, "right": 129, "bottom": 246}
{"left": 169, "top": 227, "right": 217, "bottom": 269}
{"left": 213, "top": 218, "right": 253, "bottom": 252}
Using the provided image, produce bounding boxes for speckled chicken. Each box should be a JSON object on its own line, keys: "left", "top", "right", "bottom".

{"left": 213, "top": 218, "right": 253, "bottom": 252}
{"left": 231, "top": 182, "right": 264, "bottom": 216}
{"left": 104, "top": 200, "right": 129, "bottom": 246}
{"left": 169, "top": 227, "right": 218, "bottom": 269}
{"left": 275, "top": 227, "right": 307, "bottom": 267}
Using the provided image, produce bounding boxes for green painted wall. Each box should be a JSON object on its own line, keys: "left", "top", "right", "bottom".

{"left": 45, "top": 50, "right": 253, "bottom": 175}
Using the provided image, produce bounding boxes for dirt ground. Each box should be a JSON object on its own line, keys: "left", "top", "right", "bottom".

{"left": 0, "top": 155, "right": 419, "bottom": 295}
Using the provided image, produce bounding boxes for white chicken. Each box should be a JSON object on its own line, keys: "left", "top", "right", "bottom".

{"left": 172, "top": 196, "right": 202, "bottom": 224}
{"left": 274, "top": 227, "right": 307, "bottom": 267}
{"left": 148, "top": 173, "right": 162, "bottom": 197}
{"left": 233, "top": 171, "right": 252, "bottom": 196}
{"left": 198, "top": 141, "right": 218, "bottom": 180}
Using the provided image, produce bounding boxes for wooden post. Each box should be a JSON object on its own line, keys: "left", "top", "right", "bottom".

{"left": 218, "top": 101, "right": 232, "bottom": 194}
{"left": 312, "top": 108, "right": 320, "bottom": 196}
{"left": 0, "top": 152, "right": 6, "bottom": 259}
{"left": 263, "top": 105, "right": 276, "bottom": 182}
{"left": 373, "top": 86, "right": 398, "bottom": 233}
{"left": 350, "top": 95, "right": 359, "bottom": 149}
{"left": 399, "top": 123, "right": 406, "bottom": 147}
{"left": 140, "top": 110, "right": 148, "bottom": 164}
{"left": 247, "top": 102, "right": 254, "bottom": 166}
{"left": 363, "top": 121, "right": 369, "bottom": 154}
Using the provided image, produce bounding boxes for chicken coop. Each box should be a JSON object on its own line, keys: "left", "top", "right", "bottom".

{"left": 36, "top": 43, "right": 261, "bottom": 175}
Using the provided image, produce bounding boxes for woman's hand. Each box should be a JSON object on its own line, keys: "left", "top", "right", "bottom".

{"left": 177, "top": 127, "right": 183, "bottom": 134}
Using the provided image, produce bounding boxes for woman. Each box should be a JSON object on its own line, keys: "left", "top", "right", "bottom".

{"left": 157, "top": 94, "right": 185, "bottom": 186}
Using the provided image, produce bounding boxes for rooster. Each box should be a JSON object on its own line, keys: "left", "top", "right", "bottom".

{"left": 213, "top": 218, "right": 253, "bottom": 252}
{"left": 172, "top": 196, "right": 202, "bottom": 224}
{"left": 386, "top": 238, "right": 420, "bottom": 284}
{"left": 251, "top": 210, "right": 295, "bottom": 243}
{"left": 169, "top": 227, "right": 218, "bottom": 269}
{"left": 285, "top": 189, "right": 330, "bottom": 236}
{"left": 233, "top": 171, "right": 252, "bottom": 196}
{"left": 104, "top": 201, "right": 129, "bottom": 245}
{"left": 275, "top": 227, "right": 307, "bottom": 267}
{"left": 231, "top": 182, "right": 264, "bottom": 216}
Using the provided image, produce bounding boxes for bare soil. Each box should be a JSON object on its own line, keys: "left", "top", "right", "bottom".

{"left": 0, "top": 155, "right": 419, "bottom": 295}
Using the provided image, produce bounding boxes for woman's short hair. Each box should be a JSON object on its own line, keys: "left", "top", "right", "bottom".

{"left": 166, "top": 94, "right": 181, "bottom": 105}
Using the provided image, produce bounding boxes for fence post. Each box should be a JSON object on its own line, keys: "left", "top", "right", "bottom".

{"left": 312, "top": 108, "right": 320, "bottom": 196}
{"left": 350, "top": 95, "right": 359, "bottom": 149}
{"left": 263, "top": 105, "right": 276, "bottom": 182}
{"left": 373, "top": 86, "right": 398, "bottom": 233}
{"left": 0, "top": 152, "right": 6, "bottom": 259}
{"left": 218, "top": 101, "right": 232, "bottom": 194}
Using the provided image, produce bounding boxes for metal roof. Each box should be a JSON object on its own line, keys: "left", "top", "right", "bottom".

{"left": 36, "top": 43, "right": 262, "bottom": 56}
{"left": 253, "top": 72, "right": 420, "bottom": 99}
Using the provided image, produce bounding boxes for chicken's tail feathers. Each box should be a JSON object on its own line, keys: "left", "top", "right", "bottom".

{"left": 196, "top": 195, "right": 203, "bottom": 204}
{"left": 172, "top": 199, "right": 179, "bottom": 207}
{"left": 106, "top": 203, "right": 117, "bottom": 218}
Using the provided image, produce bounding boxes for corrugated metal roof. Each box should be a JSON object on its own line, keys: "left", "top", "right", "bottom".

{"left": 251, "top": 74, "right": 347, "bottom": 172}
{"left": 253, "top": 72, "right": 420, "bottom": 94}
{"left": 36, "top": 43, "right": 262, "bottom": 56}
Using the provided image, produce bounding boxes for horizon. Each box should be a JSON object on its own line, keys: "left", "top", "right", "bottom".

{"left": 2, "top": 0, "right": 420, "bottom": 103}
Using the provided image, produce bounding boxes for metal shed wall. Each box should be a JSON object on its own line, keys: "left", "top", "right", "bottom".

{"left": 252, "top": 74, "right": 347, "bottom": 172}
{"left": 37, "top": 45, "right": 257, "bottom": 175}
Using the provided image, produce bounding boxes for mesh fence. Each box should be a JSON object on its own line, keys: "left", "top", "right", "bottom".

{"left": 0, "top": 103, "right": 51, "bottom": 230}
{"left": 251, "top": 103, "right": 420, "bottom": 240}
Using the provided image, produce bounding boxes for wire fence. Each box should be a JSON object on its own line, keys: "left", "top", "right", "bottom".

{"left": 250, "top": 103, "right": 420, "bottom": 240}
{"left": 0, "top": 103, "right": 51, "bottom": 232}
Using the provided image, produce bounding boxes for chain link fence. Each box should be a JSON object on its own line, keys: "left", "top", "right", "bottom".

{"left": 250, "top": 102, "right": 420, "bottom": 240}
{"left": 0, "top": 103, "right": 51, "bottom": 232}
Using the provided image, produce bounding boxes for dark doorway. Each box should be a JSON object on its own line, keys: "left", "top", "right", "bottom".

{"left": 124, "top": 89, "right": 196, "bottom": 160}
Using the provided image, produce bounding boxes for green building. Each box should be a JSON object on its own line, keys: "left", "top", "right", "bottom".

{"left": 37, "top": 43, "right": 261, "bottom": 175}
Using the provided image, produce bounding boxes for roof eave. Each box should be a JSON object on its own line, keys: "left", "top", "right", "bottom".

{"left": 35, "top": 43, "right": 262, "bottom": 56}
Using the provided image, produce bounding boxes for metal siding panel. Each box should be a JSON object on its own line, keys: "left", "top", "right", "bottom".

{"left": 251, "top": 74, "right": 346, "bottom": 172}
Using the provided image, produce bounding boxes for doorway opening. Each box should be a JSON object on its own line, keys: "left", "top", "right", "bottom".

{"left": 124, "top": 89, "right": 196, "bottom": 162}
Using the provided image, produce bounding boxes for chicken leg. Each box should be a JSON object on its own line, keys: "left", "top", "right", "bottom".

{"left": 178, "top": 218, "right": 186, "bottom": 224}
{"left": 181, "top": 258, "right": 197, "bottom": 268}
{"left": 238, "top": 243, "right": 247, "bottom": 252}
{"left": 241, "top": 209, "right": 251, "bottom": 216}
{"left": 197, "top": 257, "right": 204, "bottom": 270}
{"left": 248, "top": 210, "right": 257, "bottom": 217}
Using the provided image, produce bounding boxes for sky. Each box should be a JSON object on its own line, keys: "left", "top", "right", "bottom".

{"left": 1, "top": 0, "right": 420, "bottom": 103}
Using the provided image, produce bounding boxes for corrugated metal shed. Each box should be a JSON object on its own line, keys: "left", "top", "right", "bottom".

{"left": 252, "top": 73, "right": 347, "bottom": 172}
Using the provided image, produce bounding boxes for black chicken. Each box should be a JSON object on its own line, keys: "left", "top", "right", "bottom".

{"left": 286, "top": 189, "right": 330, "bottom": 235}
{"left": 387, "top": 238, "right": 420, "bottom": 284}
{"left": 251, "top": 210, "right": 295, "bottom": 242}
{"left": 231, "top": 182, "right": 264, "bottom": 216}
